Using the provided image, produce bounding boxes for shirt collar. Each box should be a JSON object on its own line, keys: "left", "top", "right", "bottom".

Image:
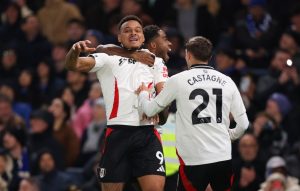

{"left": 190, "top": 64, "right": 214, "bottom": 70}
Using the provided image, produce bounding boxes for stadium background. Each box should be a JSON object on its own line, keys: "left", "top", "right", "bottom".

{"left": 1, "top": 0, "right": 300, "bottom": 190}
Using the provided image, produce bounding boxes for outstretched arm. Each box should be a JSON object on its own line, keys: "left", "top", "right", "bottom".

{"left": 65, "top": 40, "right": 96, "bottom": 72}
{"left": 96, "top": 44, "right": 155, "bottom": 66}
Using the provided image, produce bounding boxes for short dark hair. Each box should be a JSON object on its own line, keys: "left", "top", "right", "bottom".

{"left": 118, "top": 15, "right": 143, "bottom": 30}
{"left": 143, "top": 25, "right": 160, "bottom": 45}
{"left": 185, "top": 36, "right": 213, "bottom": 62}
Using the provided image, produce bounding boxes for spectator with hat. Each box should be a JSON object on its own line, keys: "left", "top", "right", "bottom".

{"left": 84, "top": 29, "right": 104, "bottom": 49}
{"left": 265, "top": 92, "right": 292, "bottom": 125}
{"left": 258, "top": 156, "right": 300, "bottom": 191}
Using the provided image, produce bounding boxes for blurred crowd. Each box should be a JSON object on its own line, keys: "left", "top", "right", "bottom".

{"left": 1, "top": 0, "right": 300, "bottom": 190}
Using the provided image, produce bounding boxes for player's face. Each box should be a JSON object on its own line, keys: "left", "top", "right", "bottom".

{"left": 118, "top": 20, "right": 144, "bottom": 50}
{"left": 153, "top": 30, "right": 172, "bottom": 62}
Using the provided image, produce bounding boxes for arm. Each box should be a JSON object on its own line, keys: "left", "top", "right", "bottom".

{"left": 65, "top": 40, "right": 96, "bottom": 72}
{"left": 228, "top": 84, "right": 249, "bottom": 140}
{"left": 96, "top": 44, "right": 155, "bottom": 66}
{"left": 155, "top": 82, "right": 169, "bottom": 125}
{"left": 228, "top": 113, "right": 249, "bottom": 141}
{"left": 137, "top": 77, "right": 176, "bottom": 117}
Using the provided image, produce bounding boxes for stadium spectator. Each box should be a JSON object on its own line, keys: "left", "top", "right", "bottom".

{"left": 256, "top": 49, "right": 293, "bottom": 103}
{"left": 77, "top": 98, "right": 106, "bottom": 166}
{"left": 17, "top": 15, "right": 52, "bottom": 68}
{"left": 34, "top": 149, "right": 74, "bottom": 191}
{"left": 235, "top": 0, "right": 280, "bottom": 68}
{"left": 0, "top": 84, "right": 31, "bottom": 128}
{"left": 34, "top": 59, "right": 65, "bottom": 108}
{"left": 0, "top": 93, "right": 25, "bottom": 130}
{"left": 48, "top": 98, "right": 80, "bottom": 167}
{"left": 60, "top": 86, "right": 77, "bottom": 117}
{"left": 0, "top": 150, "right": 19, "bottom": 191}
{"left": 258, "top": 156, "right": 300, "bottom": 191}
{"left": 37, "top": 0, "right": 83, "bottom": 44}
{"left": 66, "top": 18, "right": 86, "bottom": 49}
{"left": 120, "top": 0, "right": 153, "bottom": 26}
{"left": 18, "top": 177, "right": 40, "bottom": 191}
{"left": 278, "top": 30, "right": 300, "bottom": 56}
{"left": 251, "top": 112, "right": 288, "bottom": 160}
{"left": 0, "top": 48, "right": 20, "bottom": 84}
{"left": 15, "top": 69, "right": 35, "bottom": 106}
{"left": 72, "top": 81, "right": 102, "bottom": 138}
{"left": 66, "top": 70, "right": 90, "bottom": 109}
{"left": 0, "top": 2, "right": 22, "bottom": 50}
{"left": 265, "top": 92, "right": 292, "bottom": 126}
{"left": 82, "top": 0, "right": 120, "bottom": 35}
{"left": 51, "top": 44, "right": 69, "bottom": 80}
{"left": 232, "top": 133, "right": 265, "bottom": 191}
{"left": 28, "top": 109, "right": 64, "bottom": 175}
{"left": 2, "top": 126, "right": 30, "bottom": 178}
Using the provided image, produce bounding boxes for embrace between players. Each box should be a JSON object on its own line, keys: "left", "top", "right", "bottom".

{"left": 65, "top": 15, "right": 249, "bottom": 191}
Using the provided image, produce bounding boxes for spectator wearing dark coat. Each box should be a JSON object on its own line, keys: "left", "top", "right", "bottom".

{"left": 28, "top": 109, "right": 64, "bottom": 175}
{"left": 34, "top": 149, "right": 74, "bottom": 191}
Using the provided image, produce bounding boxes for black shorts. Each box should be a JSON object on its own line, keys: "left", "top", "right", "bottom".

{"left": 177, "top": 160, "right": 233, "bottom": 191}
{"left": 96, "top": 125, "right": 166, "bottom": 183}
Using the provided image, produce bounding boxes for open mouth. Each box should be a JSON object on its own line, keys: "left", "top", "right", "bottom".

{"left": 129, "top": 36, "right": 138, "bottom": 42}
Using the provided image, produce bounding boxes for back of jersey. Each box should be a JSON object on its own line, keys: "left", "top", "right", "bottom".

{"left": 174, "top": 65, "right": 245, "bottom": 165}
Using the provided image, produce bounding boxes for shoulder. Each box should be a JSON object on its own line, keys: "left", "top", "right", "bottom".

{"left": 153, "top": 57, "right": 166, "bottom": 67}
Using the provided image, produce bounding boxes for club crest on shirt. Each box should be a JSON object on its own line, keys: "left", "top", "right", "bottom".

{"left": 99, "top": 168, "right": 106, "bottom": 178}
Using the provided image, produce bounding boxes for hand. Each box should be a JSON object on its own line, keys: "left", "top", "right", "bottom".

{"left": 135, "top": 83, "right": 150, "bottom": 95}
{"left": 278, "top": 69, "right": 290, "bottom": 84}
{"left": 142, "top": 113, "right": 160, "bottom": 124}
{"left": 288, "top": 67, "right": 300, "bottom": 85}
{"left": 240, "top": 167, "right": 256, "bottom": 187}
{"left": 132, "top": 50, "right": 155, "bottom": 67}
{"left": 72, "top": 40, "right": 96, "bottom": 54}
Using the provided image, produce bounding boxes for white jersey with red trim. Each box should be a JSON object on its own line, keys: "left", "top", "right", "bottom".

{"left": 89, "top": 52, "right": 168, "bottom": 126}
{"left": 139, "top": 64, "right": 249, "bottom": 165}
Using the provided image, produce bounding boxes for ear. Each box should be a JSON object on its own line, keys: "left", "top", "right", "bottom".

{"left": 117, "top": 34, "right": 121, "bottom": 43}
{"left": 150, "top": 42, "right": 157, "bottom": 49}
{"left": 186, "top": 51, "right": 191, "bottom": 60}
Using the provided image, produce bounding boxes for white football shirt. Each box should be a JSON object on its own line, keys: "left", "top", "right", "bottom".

{"left": 139, "top": 64, "right": 248, "bottom": 165}
{"left": 89, "top": 52, "right": 168, "bottom": 126}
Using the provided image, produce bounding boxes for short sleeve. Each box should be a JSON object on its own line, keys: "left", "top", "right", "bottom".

{"left": 88, "top": 53, "right": 110, "bottom": 72}
{"left": 152, "top": 57, "right": 169, "bottom": 84}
